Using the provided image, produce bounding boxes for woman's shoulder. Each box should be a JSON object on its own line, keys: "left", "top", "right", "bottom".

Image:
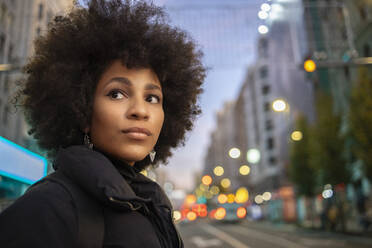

{"left": 0, "top": 176, "right": 78, "bottom": 247}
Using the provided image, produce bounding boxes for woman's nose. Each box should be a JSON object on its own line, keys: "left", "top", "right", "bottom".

{"left": 126, "top": 97, "right": 149, "bottom": 120}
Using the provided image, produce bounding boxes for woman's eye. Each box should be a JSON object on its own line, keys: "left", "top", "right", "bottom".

{"left": 108, "top": 90, "right": 125, "bottom": 100}
{"left": 146, "top": 95, "right": 160, "bottom": 103}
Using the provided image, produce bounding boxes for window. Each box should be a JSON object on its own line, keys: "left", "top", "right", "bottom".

{"left": 262, "top": 85, "right": 270, "bottom": 95}
{"left": 260, "top": 66, "right": 268, "bottom": 79}
{"left": 265, "top": 119, "right": 273, "bottom": 131}
{"left": 264, "top": 102, "right": 270, "bottom": 112}
{"left": 38, "top": 3, "right": 44, "bottom": 20}
{"left": 269, "top": 156, "right": 277, "bottom": 165}
{"left": 267, "top": 137, "right": 274, "bottom": 150}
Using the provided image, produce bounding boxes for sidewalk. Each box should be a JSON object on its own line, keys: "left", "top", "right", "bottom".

{"left": 241, "top": 219, "right": 372, "bottom": 247}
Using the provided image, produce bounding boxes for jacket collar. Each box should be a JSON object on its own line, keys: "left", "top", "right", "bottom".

{"left": 53, "top": 145, "right": 171, "bottom": 210}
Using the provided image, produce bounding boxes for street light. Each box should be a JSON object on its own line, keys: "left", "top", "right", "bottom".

{"left": 247, "top": 148, "right": 261, "bottom": 164}
{"left": 239, "top": 165, "right": 251, "bottom": 175}
{"left": 228, "top": 147, "right": 241, "bottom": 159}
{"left": 254, "top": 195, "right": 264, "bottom": 204}
{"left": 272, "top": 98, "right": 288, "bottom": 112}
{"left": 262, "top": 192, "right": 272, "bottom": 201}
{"left": 213, "top": 166, "right": 224, "bottom": 176}
{"left": 220, "top": 178, "right": 231, "bottom": 188}
{"left": 261, "top": 3, "right": 271, "bottom": 12}
{"left": 201, "top": 175, "right": 212, "bottom": 186}
{"left": 258, "top": 10, "right": 269, "bottom": 20}
{"left": 304, "top": 59, "right": 317, "bottom": 72}
{"left": 258, "top": 25, "right": 269, "bottom": 34}
{"left": 291, "top": 131, "right": 303, "bottom": 141}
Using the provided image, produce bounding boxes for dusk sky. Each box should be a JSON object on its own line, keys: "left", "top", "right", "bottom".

{"left": 152, "top": 0, "right": 264, "bottom": 190}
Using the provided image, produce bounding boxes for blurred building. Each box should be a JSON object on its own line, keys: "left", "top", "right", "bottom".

{"left": 234, "top": 0, "right": 314, "bottom": 196}
{"left": 0, "top": 0, "right": 73, "bottom": 203}
{"left": 203, "top": 101, "right": 240, "bottom": 191}
{"left": 0, "top": 0, "right": 73, "bottom": 146}
{"left": 202, "top": 0, "right": 315, "bottom": 196}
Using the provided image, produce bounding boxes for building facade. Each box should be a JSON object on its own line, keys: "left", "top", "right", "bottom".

{"left": 0, "top": 0, "right": 72, "bottom": 203}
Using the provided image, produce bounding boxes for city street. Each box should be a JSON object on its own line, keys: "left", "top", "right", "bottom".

{"left": 178, "top": 220, "right": 372, "bottom": 248}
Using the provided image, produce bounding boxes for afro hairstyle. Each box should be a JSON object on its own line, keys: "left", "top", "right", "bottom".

{"left": 16, "top": 0, "right": 206, "bottom": 170}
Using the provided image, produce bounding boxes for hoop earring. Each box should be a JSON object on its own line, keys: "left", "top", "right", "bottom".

{"left": 149, "top": 150, "right": 156, "bottom": 163}
{"left": 84, "top": 133, "right": 93, "bottom": 150}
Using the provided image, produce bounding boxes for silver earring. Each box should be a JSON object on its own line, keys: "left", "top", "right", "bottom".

{"left": 84, "top": 133, "right": 93, "bottom": 149}
{"left": 149, "top": 150, "right": 156, "bottom": 163}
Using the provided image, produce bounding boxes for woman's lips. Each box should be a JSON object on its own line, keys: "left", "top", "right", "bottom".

{"left": 122, "top": 127, "right": 152, "bottom": 140}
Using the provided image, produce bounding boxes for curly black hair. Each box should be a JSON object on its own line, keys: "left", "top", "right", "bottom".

{"left": 15, "top": 0, "right": 205, "bottom": 170}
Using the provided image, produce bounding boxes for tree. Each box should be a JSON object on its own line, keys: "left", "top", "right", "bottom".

{"left": 349, "top": 67, "right": 372, "bottom": 181}
{"left": 310, "top": 93, "right": 351, "bottom": 186}
{"left": 310, "top": 92, "right": 351, "bottom": 232}
{"left": 289, "top": 115, "right": 317, "bottom": 197}
{"left": 289, "top": 115, "right": 318, "bottom": 227}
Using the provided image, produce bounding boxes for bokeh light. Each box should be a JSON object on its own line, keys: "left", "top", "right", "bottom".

{"left": 304, "top": 59, "right": 316, "bottom": 72}
{"left": 262, "top": 192, "right": 272, "bottom": 201}
{"left": 254, "top": 195, "right": 264, "bottom": 204}
{"left": 272, "top": 99, "right": 287, "bottom": 112}
{"left": 258, "top": 25, "right": 269, "bottom": 34}
{"left": 173, "top": 210, "right": 182, "bottom": 222}
{"left": 185, "top": 194, "right": 197, "bottom": 206}
{"left": 291, "top": 131, "right": 303, "bottom": 141}
{"left": 201, "top": 175, "right": 213, "bottom": 186}
{"left": 247, "top": 149, "right": 261, "bottom": 163}
{"left": 239, "top": 165, "right": 251, "bottom": 175}
{"left": 221, "top": 178, "right": 231, "bottom": 188}
{"left": 215, "top": 207, "right": 226, "bottom": 220}
{"left": 235, "top": 187, "right": 249, "bottom": 203}
{"left": 213, "top": 166, "right": 224, "bottom": 176}
{"left": 217, "top": 194, "right": 228, "bottom": 204}
{"left": 227, "top": 193, "right": 235, "bottom": 203}
{"left": 210, "top": 185, "right": 220, "bottom": 195}
{"left": 258, "top": 10, "right": 269, "bottom": 20}
{"left": 236, "top": 207, "right": 247, "bottom": 219}
{"left": 187, "top": 211, "right": 197, "bottom": 221}
{"left": 228, "top": 147, "right": 241, "bottom": 158}
{"left": 261, "top": 3, "right": 271, "bottom": 12}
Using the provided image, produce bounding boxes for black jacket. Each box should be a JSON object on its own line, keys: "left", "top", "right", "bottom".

{"left": 0, "top": 146, "right": 183, "bottom": 248}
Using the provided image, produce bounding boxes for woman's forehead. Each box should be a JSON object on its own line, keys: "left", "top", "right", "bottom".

{"left": 98, "top": 60, "right": 162, "bottom": 88}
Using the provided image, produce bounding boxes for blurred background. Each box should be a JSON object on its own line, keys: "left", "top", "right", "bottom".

{"left": 1, "top": 0, "right": 372, "bottom": 247}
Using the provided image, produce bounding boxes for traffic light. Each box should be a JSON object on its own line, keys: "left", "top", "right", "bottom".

{"left": 304, "top": 59, "right": 316, "bottom": 72}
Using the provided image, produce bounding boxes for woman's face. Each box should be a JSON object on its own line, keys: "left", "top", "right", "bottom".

{"left": 87, "top": 60, "right": 164, "bottom": 166}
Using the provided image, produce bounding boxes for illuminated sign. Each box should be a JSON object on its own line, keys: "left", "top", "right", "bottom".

{"left": 0, "top": 136, "right": 47, "bottom": 184}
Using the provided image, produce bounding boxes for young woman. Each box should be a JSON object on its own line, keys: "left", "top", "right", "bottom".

{"left": 0, "top": 0, "right": 205, "bottom": 247}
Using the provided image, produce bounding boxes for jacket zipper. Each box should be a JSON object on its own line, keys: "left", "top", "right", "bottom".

{"left": 108, "top": 196, "right": 142, "bottom": 211}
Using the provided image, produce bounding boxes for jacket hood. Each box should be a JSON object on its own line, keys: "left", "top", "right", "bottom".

{"left": 53, "top": 145, "right": 171, "bottom": 210}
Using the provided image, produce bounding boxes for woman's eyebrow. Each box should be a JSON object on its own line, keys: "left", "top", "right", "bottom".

{"left": 105, "top": 77, "right": 132, "bottom": 87}
{"left": 145, "top": 83, "right": 162, "bottom": 91}
{"left": 105, "top": 77, "right": 162, "bottom": 91}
